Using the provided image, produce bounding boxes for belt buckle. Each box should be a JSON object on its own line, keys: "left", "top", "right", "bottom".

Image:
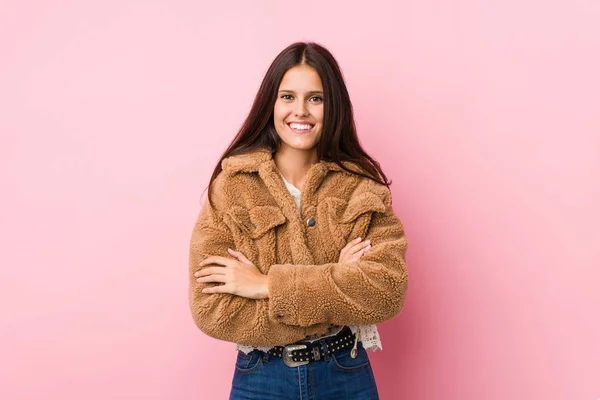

{"left": 282, "top": 344, "right": 309, "bottom": 368}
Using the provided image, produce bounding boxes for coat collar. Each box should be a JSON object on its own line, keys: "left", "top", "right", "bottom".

{"left": 220, "top": 147, "right": 366, "bottom": 176}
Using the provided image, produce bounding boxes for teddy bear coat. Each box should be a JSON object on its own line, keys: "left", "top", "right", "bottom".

{"left": 188, "top": 147, "right": 408, "bottom": 346}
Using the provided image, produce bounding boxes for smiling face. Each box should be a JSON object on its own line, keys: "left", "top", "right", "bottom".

{"left": 273, "top": 64, "right": 324, "bottom": 155}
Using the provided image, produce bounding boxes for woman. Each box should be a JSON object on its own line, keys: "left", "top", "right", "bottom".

{"left": 189, "top": 42, "right": 408, "bottom": 399}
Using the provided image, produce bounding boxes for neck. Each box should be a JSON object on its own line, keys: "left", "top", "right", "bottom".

{"left": 273, "top": 146, "right": 318, "bottom": 190}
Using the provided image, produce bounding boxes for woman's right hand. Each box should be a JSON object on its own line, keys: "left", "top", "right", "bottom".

{"left": 338, "top": 237, "right": 371, "bottom": 264}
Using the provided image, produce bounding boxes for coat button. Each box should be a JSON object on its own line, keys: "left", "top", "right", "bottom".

{"left": 306, "top": 217, "right": 316, "bottom": 227}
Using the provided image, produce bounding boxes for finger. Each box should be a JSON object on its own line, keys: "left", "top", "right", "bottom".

{"left": 195, "top": 266, "right": 226, "bottom": 278}
{"left": 343, "top": 237, "right": 362, "bottom": 249}
{"left": 199, "top": 256, "right": 234, "bottom": 268}
{"left": 349, "top": 239, "right": 371, "bottom": 255}
{"left": 197, "top": 274, "right": 227, "bottom": 284}
{"left": 350, "top": 245, "right": 371, "bottom": 262}
{"left": 227, "top": 248, "right": 253, "bottom": 265}
{"left": 202, "top": 284, "right": 233, "bottom": 294}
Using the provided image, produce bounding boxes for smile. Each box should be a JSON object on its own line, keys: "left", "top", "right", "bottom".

{"left": 287, "top": 122, "right": 314, "bottom": 133}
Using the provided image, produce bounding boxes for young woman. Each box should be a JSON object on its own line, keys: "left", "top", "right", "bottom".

{"left": 189, "top": 42, "right": 408, "bottom": 399}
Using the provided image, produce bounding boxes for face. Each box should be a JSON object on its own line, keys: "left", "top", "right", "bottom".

{"left": 273, "top": 65, "right": 324, "bottom": 153}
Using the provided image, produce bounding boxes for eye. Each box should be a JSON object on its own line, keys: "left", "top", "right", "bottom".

{"left": 310, "top": 96, "right": 323, "bottom": 103}
{"left": 281, "top": 94, "right": 293, "bottom": 100}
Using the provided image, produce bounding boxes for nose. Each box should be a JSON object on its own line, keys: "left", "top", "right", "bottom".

{"left": 294, "top": 100, "right": 308, "bottom": 117}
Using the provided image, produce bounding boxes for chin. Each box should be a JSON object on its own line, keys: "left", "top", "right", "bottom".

{"left": 280, "top": 138, "right": 320, "bottom": 152}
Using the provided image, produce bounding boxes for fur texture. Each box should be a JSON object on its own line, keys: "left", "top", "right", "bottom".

{"left": 189, "top": 148, "right": 408, "bottom": 346}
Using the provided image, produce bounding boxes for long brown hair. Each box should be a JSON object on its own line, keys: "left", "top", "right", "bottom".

{"left": 206, "top": 41, "right": 391, "bottom": 206}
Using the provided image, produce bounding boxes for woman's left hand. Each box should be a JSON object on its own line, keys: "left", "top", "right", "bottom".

{"left": 194, "top": 248, "right": 269, "bottom": 299}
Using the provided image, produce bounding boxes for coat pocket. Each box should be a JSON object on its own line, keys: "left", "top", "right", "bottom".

{"left": 223, "top": 205, "right": 287, "bottom": 272}
{"left": 324, "top": 192, "right": 387, "bottom": 251}
{"left": 335, "top": 192, "right": 387, "bottom": 224}
{"left": 225, "top": 205, "right": 287, "bottom": 239}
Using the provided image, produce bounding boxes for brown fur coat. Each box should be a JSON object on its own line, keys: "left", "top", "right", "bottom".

{"left": 188, "top": 148, "right": 408, "bottom": 346}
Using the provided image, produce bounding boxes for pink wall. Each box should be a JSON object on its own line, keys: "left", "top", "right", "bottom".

{"left": 1, "top": 1, "right": 598, "bottom": 399}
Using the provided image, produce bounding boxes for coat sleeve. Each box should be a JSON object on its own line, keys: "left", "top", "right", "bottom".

{"left": 266, "top": 197, "right": 408, "bottom": 328}
{"left": 188, "top": 177, "right": 310, "bottom": 346}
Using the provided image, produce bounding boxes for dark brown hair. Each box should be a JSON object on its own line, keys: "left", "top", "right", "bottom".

{"left": 206, "top": 41, "right": 391, "bottom": 206}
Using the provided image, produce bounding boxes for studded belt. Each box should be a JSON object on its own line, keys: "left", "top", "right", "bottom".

{"left": 266, "top": 326, "right": 358, "bottom": 367}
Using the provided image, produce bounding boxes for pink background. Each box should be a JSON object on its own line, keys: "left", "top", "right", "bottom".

{"left": 1, "top": 1, "right": 598, "bottom": 399}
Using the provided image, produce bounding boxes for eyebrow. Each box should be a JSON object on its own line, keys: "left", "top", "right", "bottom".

{"left": 278, "top": 89, "right": 324, "bottom": 95}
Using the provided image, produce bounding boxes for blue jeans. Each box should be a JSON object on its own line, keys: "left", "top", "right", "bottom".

{"left": 229, "top": 341, "right": 379, "bottom": 399}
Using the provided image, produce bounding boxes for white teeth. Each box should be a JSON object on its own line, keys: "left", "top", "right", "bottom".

{"left": 289, "top": 123, "right": 313, "bottom": 130}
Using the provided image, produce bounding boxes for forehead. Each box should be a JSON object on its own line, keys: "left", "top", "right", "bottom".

{"left": 278, "top": 65, "right": 323, "bottom": 90}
